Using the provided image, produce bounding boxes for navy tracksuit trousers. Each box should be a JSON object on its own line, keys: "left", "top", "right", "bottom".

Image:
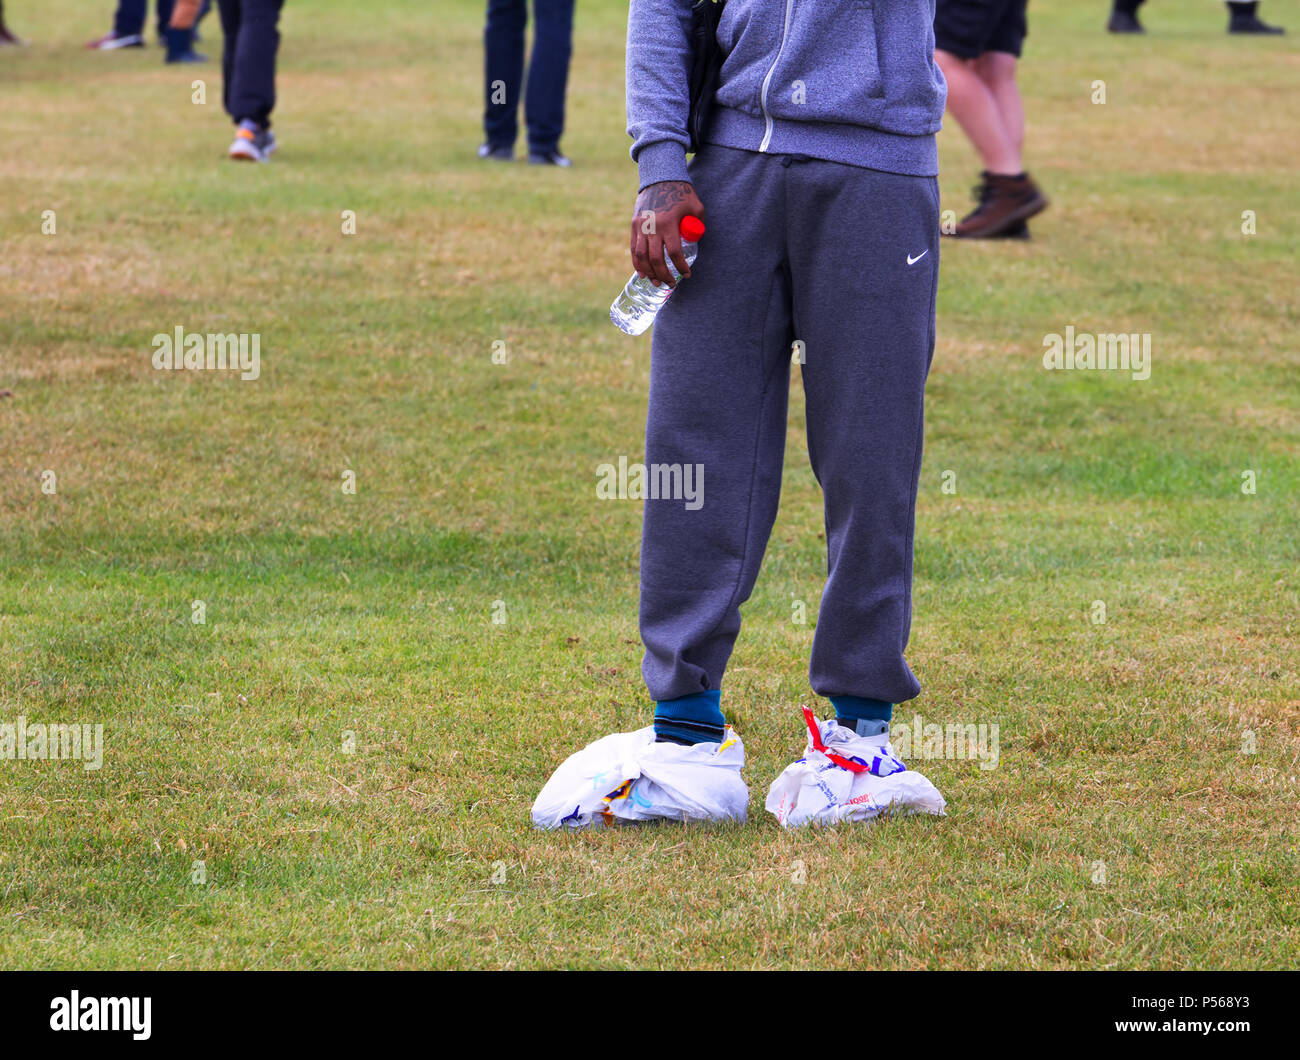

{"left": 640, "top": 145, "right": 940, "bottom": 719}
{"left": 482, "top": 0, "right": 574, "bottom": 155}
{"left": 114, "top": 0, "right": 173, "bottom": 37}
{"left": 217, "top": 0, "right": 283, "bottom": 128}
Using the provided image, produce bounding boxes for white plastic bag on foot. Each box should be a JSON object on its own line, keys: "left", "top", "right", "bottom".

{"left": 766, "top": 709, "right": 946, "bottom": 829}
{"left": 531, "top": 725, "right": 748, "bottom": 829}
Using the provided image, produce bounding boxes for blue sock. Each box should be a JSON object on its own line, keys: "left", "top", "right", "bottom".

{"left": 830, "top": 695, "right": 892, "bottom": 738}
{"left": 164, "top": 26, "right": 194, "bottom": 59}
{"left": 654, "top": 690, "right": 725, "bottom": 745}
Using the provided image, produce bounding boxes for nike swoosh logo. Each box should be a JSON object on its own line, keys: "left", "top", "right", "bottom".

{"left": 907, "top": 251, "right": 928, "bottom": 265}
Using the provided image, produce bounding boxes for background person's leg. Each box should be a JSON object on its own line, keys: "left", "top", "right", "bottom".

{"left": 937, "top": 0, "right": 1045, "bottom": 238}
{"left": 1227, "top": 1, "right": 1285, "bottom": 34}
{"left": 974, "top": 51, "right": 1023, "bottom": 165}
{"left": 226, "top": 0, "right": 283, "bottom": 128}
{"left": 784, "top": 159, "right": 940, "bottom": 714}
{"left": 482, "top": 0, "right": 527, "bottom": 151}
{"left": 524, "top": 0, "right": 575, "bottom": 159}
{"left": 639, "top": 146, "right": 793, "bottom": 738}
{"left": 162, "top": 0, "right": 204, "bottom": 61}
{"left": 934, "top": 50, "right": 1020, "bottom": 175}
{"left": 114, "top": 0, "right": 148, "bottom": 37}
{"left": 1107, "top": 0, "right": 1145, "bottom": 33}
{"left": 973, "top": 49, "right": 1033, "bottom": 239}
{"left": 155, "top": 0, "right": 175, "bottom": 40}
{"left": 0, "top": 0, "right": 23, "bottom": 44}
{"left": 933, "top": 0, "right": 1018, "bottom": 172}
{"left": 216, "top": 0, "right": 241, "bottom": 120}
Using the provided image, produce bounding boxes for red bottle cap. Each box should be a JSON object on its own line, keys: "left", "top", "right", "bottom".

{"left": 680, "top": 216, "right": 706, "bottom": 242}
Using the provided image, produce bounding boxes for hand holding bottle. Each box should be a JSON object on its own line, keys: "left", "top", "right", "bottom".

{"left": 629, "top": 180, "right": 707, "bottom": 288}
{"left": 611, "top": 214, "right": 706, "bottom": 335}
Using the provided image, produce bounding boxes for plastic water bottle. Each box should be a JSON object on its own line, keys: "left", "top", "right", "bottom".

{"left": 609, "top": 216, "right": 706, "bottom": 335}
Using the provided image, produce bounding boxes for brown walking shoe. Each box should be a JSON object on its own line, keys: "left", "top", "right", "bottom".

{"left": 948, "top": 171, "right": 1049, "bottom": 239}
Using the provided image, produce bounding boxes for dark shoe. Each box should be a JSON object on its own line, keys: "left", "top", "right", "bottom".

{"left": 165, "top": 27, "right": 205, "bottom": 62}
{"left": 1229, "top": 14, "right": 1285, "bottom": 34}
{"left": 477, "top": 143, "right": 513, "bottom": 162}
{"left": 1107, "top": 12, "right": 1144, "bottom": 33}
{"left": 992, "top": 219, "right": 1032, "bottom": 241}
{"left": 527, "top": 149, "right": 572, "bottom": 167}
{"left": 948, "top": 172, "right": 1049, "bottom": 239}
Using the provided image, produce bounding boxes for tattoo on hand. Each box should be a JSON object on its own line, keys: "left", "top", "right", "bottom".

{"left": 639, "top": 181, "right": 694, "bottom": 212}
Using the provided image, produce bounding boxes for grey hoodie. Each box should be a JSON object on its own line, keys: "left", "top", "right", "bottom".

{"left": 627, "top": 0, "right": 947, "bottom": 189}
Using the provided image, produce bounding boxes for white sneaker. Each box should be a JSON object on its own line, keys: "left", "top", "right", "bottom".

{"left": 766, "top": 708, "right": 946, "bottom": 828}
{"left": 531, "top": 725, "right": 748, "bottom": 829}
{"left": 229, "top": 122, "right": 276, "bottom": 162}
{"left": 86, "top": 32, "right": 144, "bottom": 50}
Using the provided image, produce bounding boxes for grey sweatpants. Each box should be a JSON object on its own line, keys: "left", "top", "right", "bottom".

{"left": 639, "top": 144, "right": 940, "bottom": 709}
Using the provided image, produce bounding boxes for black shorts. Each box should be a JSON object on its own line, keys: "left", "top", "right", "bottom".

{"left": 934, "top": 0, "right": 1029, "bottom": 59}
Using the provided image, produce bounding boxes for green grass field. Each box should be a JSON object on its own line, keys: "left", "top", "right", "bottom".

{"left": 1, "top": 0, "right": 1297, "bottom": 969}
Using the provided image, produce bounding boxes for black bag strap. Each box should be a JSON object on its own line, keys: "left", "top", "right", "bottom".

{"left": 687, "top": 0, "right": 727, "bottom": 154}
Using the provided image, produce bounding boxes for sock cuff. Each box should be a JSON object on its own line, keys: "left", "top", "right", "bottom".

{"left": 655, "top": 689, "right": 723, "bottom": 725}
{"left": 654, "top": 690, "right": 724, "bottom": 744}
{"left": 829, "top": 695, "right": 894, "bottom": 724}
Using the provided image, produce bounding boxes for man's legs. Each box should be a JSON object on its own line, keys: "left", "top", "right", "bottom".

{"left": 781, "top": 158, "right": 938, "bottom": 724}
{"left": 220, "top": 0, "right": 283, "bottom": 128}
{"left": 1107, "top": 0, "right": 1145, "bottom": 33}
{"left": 113, "top": 0, "right": 148, "bottom": 36}
{"left": 935, "top": 0, "right": 1045, "bottom": 238}
{"left": 974, "top": 47, "right": 1031, "bottom": 246}
{"left": 483, "top": 0, "right": 528, "bottom": 151}
{"left": 1227, "top": 1, "right": 1285, "bottom": 34}
{"left": 162, "top": 0, "right": 205, "bottom": 61}
{"left": 973, "top": 51, "right": 1024, "bottom": 170}
{"left": 217, "top": 0, "right": 242, "bottom": 120}
{"left": 524, "top": 0, "right": 575, "bottom": 157}
{"left": 934, "top": 49, "right": 1021, "bottom": 176}
{"left": 640, "top": 145, "right": 794, "bottom": 743}
{"left": 155, "top": 0, "right": 175, "bottom": 39}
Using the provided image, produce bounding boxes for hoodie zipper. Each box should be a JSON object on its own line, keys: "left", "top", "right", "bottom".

{"left": 757, "top": 0, "right": 796, "bottom": 152}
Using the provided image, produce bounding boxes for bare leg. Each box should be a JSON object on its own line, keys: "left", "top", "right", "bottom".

{"left": 935, "top": 48, "right": 1021, "bottom": 175}
{"left": 974, "top": 51, "right": 1024, "bottom": 167}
